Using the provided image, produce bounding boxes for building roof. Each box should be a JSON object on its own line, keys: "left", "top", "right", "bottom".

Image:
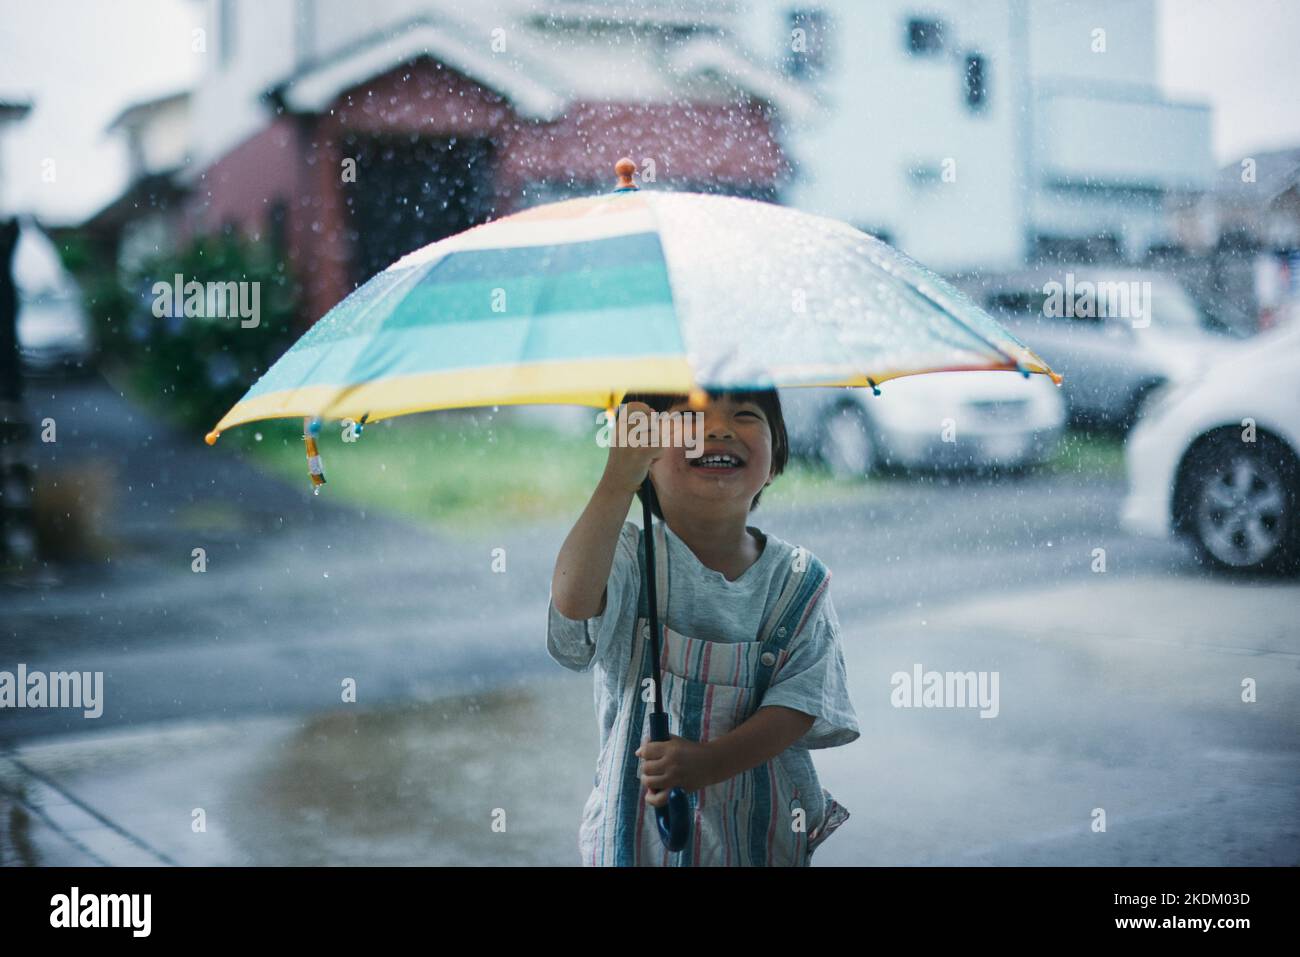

{"left": 1215, "top": 146, "right": 1300, "bottom": 206}
{"left": 104, "top": 89, "right": 191, "bottom": 136}
{"left": 82, "top": 169, "right": 188, "bottom": 234}
{"left": 519, "top": 0, "right": 740, "bottom": 28}
{"left": 267, "top": 8, "right": 817, "bottom": 122}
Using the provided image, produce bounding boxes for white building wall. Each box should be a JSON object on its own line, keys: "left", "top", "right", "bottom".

{"left": 186, "top": 0, "right": 298, "bottom": 174}
{"left": 1025, "top": 0, "right": 1157, "bottom": 86}
{"left": 1023, "top": 0, "right": 1212, "bottom": 258}
{"left": 741, "top": 0, "right": 1025, "bottom": 272}
{"left": 742, "top": 0, "right": 1212, "bottom": 270}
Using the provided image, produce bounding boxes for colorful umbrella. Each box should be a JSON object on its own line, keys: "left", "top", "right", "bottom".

{"left": 204, "top": 158, "right": 1060, "bottom": 851}
{"left": 204, "top": 159, "right": 1058, "bottom": 450}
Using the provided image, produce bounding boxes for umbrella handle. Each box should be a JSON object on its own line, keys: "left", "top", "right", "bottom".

{"left": 640, "top": 478, "right": 690, "bottom": 852}
{"left": 649, "top": 712, "right": 690, "bottom": 852}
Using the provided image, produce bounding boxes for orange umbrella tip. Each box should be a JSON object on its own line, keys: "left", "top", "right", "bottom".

{"left": 688, "top": 388, "right": 709, "bottom": 410}
{"left": 1048, "top": 370, "right": 1064, "bottom": 386}
{"left": 614, "top": 157, "right": 638, "bottom": 190}
{"left": 205, "top": 430, "right": 220, "bottom": 446}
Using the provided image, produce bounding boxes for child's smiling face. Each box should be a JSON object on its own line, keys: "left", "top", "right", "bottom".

{"left": 648, "top": 394, "right": 775, "bottom": 521}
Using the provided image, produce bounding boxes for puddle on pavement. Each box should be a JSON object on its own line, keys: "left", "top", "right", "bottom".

{"left": 233, "top": 677, "right": 595, "bottom": 865}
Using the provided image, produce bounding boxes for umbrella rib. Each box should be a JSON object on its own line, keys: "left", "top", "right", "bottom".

{"left": 635, "top": 193, "right": 696, "bottom": 391}
{"left": 320, "top": 256, "right": 448, "bottom": 415}
{"left": 507, "top": 244, "right": 564, "bottom": 399}
{"left": 912, "top": 284, "right": 1031, "bottom": 369}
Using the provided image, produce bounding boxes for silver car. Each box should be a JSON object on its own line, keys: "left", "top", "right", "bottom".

{"left": 950, "top": 267, "right": 1238, "bottom": 430}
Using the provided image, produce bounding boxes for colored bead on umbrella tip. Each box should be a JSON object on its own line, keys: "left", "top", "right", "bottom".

{"left": 205, "top": 430, "right": 219, "bottom": 446}
{"left": 867, "top": 378, "right": 881, "bottom": 396}
{"left": 615, "top": 157, "right": 638, "bottom": 190}
{"left": 688, "top": 388, "right": 709, "bottom": 410}
{"left": 303, "top": 416, "right": 326, "bottom": 489}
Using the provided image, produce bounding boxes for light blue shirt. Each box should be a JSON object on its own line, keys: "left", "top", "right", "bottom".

{"left": 547, "top": 519, "right": 860, "bottom": 836}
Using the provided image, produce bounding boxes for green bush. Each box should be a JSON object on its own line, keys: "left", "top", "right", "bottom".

{"left": 113, "top": 233, "right": 300, "bottom": 432}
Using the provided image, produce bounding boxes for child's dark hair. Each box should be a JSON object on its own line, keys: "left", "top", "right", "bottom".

{"left": 621, "top": 388, "right": 789, "bottom": 520}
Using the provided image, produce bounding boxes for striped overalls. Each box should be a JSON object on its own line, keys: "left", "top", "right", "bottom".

{"left": 578, "top": 521, "right": 850, "bottom": 866}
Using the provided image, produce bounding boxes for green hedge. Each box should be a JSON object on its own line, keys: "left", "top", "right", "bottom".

{"left": 91, "top": 233, "right": 300, "bottom": 432}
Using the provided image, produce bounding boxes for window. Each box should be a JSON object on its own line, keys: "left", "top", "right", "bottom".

{"left": 785, "top": 8, "right": 829, "bottom": 80}
{"left": 906, "top": 17, "right": 945, "bottom": 55}
{"left": 964, "top": 53, "right": 987, "bottom": 110}
{"left": 986, "top": 291, "right": 1050, "bottom": 320}
{"left": 906, "top": 162, "right": 944, "bottom": 187}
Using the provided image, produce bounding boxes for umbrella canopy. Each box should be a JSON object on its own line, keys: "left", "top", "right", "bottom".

{"left": 203, "top": 164, "right": 1058, "bottom": 445}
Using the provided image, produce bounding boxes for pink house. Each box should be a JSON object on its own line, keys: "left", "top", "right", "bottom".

{"left": 183, "top": 9, "right": 813, "bottom": 332}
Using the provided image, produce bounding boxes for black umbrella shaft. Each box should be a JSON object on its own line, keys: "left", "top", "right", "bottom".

{"left": 640, "top": 477, "right": 665, "bottom": 717}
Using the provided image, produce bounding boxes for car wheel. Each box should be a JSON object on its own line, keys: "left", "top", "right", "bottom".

{"left": 818, "top": 403, "right": 875, "bottom": 479}
{"left": 1181, "top": 433, "right": 1299, "bottom": 573}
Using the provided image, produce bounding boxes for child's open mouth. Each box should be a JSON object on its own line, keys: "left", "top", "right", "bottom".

{"left": 690, "top": 452, "right": 746, "bottom": 473}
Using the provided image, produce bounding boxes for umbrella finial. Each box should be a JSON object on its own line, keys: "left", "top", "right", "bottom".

{"left": 614, "top": 157, "right": 638, "bottom": 191}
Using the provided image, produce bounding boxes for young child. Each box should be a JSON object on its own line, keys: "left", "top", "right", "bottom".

{"left": 547, "top": 388, "right": 860, "bottom": 866}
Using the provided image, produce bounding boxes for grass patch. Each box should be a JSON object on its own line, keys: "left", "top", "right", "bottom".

{"left": 223, "top": 410, "right": 607, "bottom": 531}
{"left": 220, "top": 409, "right": 871, "bottom": 531}
{"left": 1044, "top": 429, "right": 1127, "bottom": 478}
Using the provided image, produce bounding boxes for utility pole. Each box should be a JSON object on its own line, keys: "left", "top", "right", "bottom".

{"left": 0, "top": 100, "right": 36, "bottom": 570}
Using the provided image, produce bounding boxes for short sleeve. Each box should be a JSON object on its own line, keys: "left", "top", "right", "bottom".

{"left": 546, "top": 521, "right": 640, "bottom": 672}
{"left": 760, "top": 586, "right": 860, "bottom": 750}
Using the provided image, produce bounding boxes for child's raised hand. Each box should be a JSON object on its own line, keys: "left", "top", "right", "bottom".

{"left": 636, "top": 734, "right": 716, "bottom": 804}
{"left": 601, "top": 401, "right": 668, "bottom": 494}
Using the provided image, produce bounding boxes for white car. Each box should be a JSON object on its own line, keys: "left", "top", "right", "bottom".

{"left": 14, "top": 216, "right": 95, "bottom": 376}
{"left": 1121, "top": 322, "right": 1300, "bottom": 572}
{"left": 780, "top": 369, "right": 1066, "bottom": 476}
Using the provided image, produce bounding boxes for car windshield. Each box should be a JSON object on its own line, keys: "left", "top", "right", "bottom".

{"left": 984, "top": 276, "right": 1213, "bottom": 336}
